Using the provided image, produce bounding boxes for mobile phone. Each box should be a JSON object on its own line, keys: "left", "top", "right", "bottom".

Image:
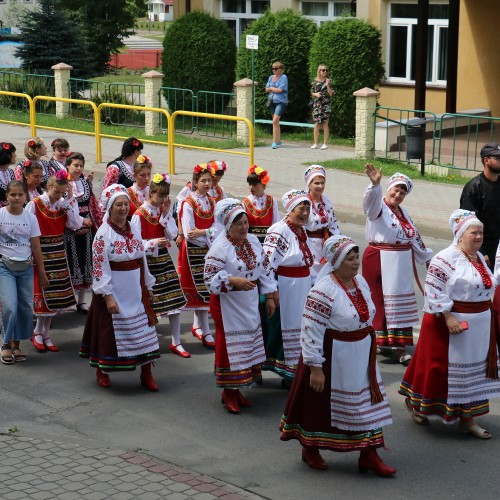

{"left": 459, "top": 321, "right": 469, "bottom": 331}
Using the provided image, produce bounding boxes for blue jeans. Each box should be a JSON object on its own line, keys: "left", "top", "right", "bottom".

{"left": 270, "top": 102, "right": 287, "bottom": 117}
{"left": 0, "top": 262, "right": 34, "bottom": 342}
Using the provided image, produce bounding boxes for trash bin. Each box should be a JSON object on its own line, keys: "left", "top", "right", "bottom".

{"left": 406, "top": 118, "right": 426, "bottom": 160}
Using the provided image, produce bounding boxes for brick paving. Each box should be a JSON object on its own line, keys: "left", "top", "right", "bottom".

{"left": 0, "top": 433, "right": 265, "bottom": 500}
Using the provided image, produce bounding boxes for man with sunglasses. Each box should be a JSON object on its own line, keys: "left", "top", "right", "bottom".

{"left": 265, "top": 61, "right": 288, "bottom": 149}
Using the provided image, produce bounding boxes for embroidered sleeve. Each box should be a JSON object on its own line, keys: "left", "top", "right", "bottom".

{"left": 92, "top": 234, "right": 112, "bottom": 295}
{"left": 363, "top": 183, "right": 383, "bottom": 221}
{"left": 301, "top": 287, "right": 333, "bottom": 367}
{"left": 14, "top": 163, "right": 23, "bottom": 181}
{"left": 204, "top": 250, "right": 232, "bottom": 294}
{"left": 272, "top": 198, "right": 281, "bottom": 224}
{"left": 130, "top": 214, "right": 158, "bottom": 257}
{"left": 160, "top": 213, "right": 178, "bottom": 240}
{"left": 424, "top": 254, "right": 454, "bottom": 313}
{"left": 181, "top": 201, "right": 208, "bottom": 247}
{"left": 143, "top": 254, "right": 156, "bottom": 290}
{"left": 64, "top": 197, "right": 85, "bottom": 230}
{"left": 325, "top": 198, "right": 340, "bottom": 235}
{"left": 402, "top": 208, "right": 433, "bottom": 264}
{"left": 256, "top": 246, "right": 278, "bottom": 295}
{"left": 206, "top": 221, "right": 223, "bottom": 247}
{"left": 262, "top": 228, "right": 289, "bottom": 272}
{"left": 101, "top": 165, "right": 120, "bottom": 192}
{"left": 88, "top": 192, "right": 103, "bottom": 229}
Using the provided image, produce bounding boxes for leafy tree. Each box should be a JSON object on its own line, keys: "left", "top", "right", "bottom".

{"left": 127, "top": 0, "right": 148, "bottom": 19}
{"left": 309, "top": 17, "right": 385, "bottom": 137}
{"left": 60, "top": 0, "right": 135, "bottom": 74}
{"left": 15, "top": 0, "right": 94, "bottom": 78}
{"left": 237, "top": 9, "right": 317, "bottom": 122}
{"left": 162, "top": 11, "right": 236, "bottom": 110}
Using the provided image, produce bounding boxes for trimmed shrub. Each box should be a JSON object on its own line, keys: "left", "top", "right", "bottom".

{"left": 309, "top": 17, "right": 385, "bottom": 137}
{"left": 162, "top": 11, "right": 236, "bottom": 113}
{"left": 237, "top": 9, "right": 317, "bottom": 122}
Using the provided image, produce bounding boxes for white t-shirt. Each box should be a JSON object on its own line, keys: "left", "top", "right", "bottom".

{"left": 0, "top": 207, "right": 41, "bottom": 260}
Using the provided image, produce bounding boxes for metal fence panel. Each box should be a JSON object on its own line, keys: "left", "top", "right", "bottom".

{"left": 0, "top": 71, "right": 26, "bottom": 111}
{"left": 196, "top": 90, "right": 236, "bottom": 138}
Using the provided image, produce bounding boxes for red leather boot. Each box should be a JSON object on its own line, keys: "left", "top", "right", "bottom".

{"left": 358, "top": 448, "right": 397, "bottom": 477}
{"left": 140, "top": 363, "right": 159, "bottom": 392}
{"left": 236, "top": 390, "right": 253, "bottom": 408}
{"left": 301, "top": 448, "right": 328, "bottom": 470}
{"left": 221, "top": 389, "right": 240, "bottom": 414}
{"left": 96, "top": 368, "right": 111, "bottom": 388}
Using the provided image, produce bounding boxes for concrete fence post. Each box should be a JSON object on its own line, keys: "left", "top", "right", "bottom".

{"left": 51, "top": 62, "right": 72, "bottom": 119}
{"left": 142, "top": 70, "right": 164, "bottom": 136}
{"left": 352, "top": 87, "right": 380, "bottom": 159}
{"left": 234, "top": 78, "right": 257, "bottom": 146}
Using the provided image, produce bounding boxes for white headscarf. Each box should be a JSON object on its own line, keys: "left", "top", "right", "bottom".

{"left": 316, "top": 234, "right": 358, "bottom": 283}
{"left": 304, "top": 164, "right": 326, "bottom": 187}
{"left": 449, "top": 208, "right": 482, "bottom": 243}
{"left": 282, "top": 189, "right": 310, "bottom": 214}
{"left": 386, "top": 172, "right": 413, "bottom": 194}
{"left": 215, "top": 198, "right": 246, "bottom": 230}
{"left": 100, "top": 184, "right": 130, "bottom": 222}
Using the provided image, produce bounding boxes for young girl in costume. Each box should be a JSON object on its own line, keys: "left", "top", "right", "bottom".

{"left": 48, "top": 138, "right": 70, "bottom": 174}
{"left": 178, "top": 163, "right": 220, "bottom": 348}
{"left": 243, "top": 165, "right": 280, "bottom": 245}
{"left": 14, "top": 137, "right": 50, "bottom": 189}
{"left": 101, "top": 137, "right": 144, "bottom": 190}
{"left": 27, "top": 171, "right": 92, "bottom": 352}
{"left": 0, "top": 143, "right": 17, "bottom": 209}
{"left": 22, "top": 160, "right": 44, "bottom": 202}
{"left": 64, "top": 152, "right": 101, "bottom": 314}
{"left": 131, "top": 172, "right": 189, "bottom": 357}
{"left": 128, "top": 155, "right": 152, "bottom": 217}
{"left": 0, "top": 181, "right": 48, "bottom": 365}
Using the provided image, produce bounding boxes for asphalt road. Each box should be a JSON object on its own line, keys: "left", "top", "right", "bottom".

{"left": 3, "top": 217, "right": 500, "bottom": 500}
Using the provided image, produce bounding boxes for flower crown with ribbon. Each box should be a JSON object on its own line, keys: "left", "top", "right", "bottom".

{"left": 54, "top": 170, "right": 70, "bottom": 182}
{"left": 193, "top": 163, "right": 216, "bottom": 176}
{"left": 136, "top": 154, "right": 151, "bottom": 164}
{"left": 152, "top": 172, "right": 171, "bottom": 185}
{"left": 248, "top": 165, "right": 270, "bottom": 185}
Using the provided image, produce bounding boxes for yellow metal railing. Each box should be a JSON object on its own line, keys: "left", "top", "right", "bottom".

{"left": 169, "top": 110, "right": 254, "bottom": 171}
{"left": 0, "top": 91, "right": 36, "bottom": 136}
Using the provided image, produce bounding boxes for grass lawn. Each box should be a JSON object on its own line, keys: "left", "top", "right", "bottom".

{"left": 92, "top": 74, "right": 145, "bottom": 86}
{"left": 319, "top": 157, "right": 469, "bottom": 185}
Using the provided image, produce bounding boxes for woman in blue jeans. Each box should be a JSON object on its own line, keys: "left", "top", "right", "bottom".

{"left": 265, "top": 61, "right": 288, "bottom": 149}
{"left": 0, "top": 181, "right": 48, "bottom": 365}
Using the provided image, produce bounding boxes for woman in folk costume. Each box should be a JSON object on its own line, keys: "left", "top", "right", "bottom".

{"left": 304, "top": 165, "right": 340, "bottom": 284}
{"left": 205, "top": 199, "right": 278, "bottom": 414}
{"left": 362, "top": 164, "right": 432, "bottom": 365}
{"left": 14, "top": 137, "right": 51, "bottom": 190}
{"left": 242, "top": 165, "right": 280, "bottom": 245}
{"left": 262, "top": 190, "right": 313, "bottom": 387}
{"left": 0, "top": 143, "right": 17, "bottom": 209}
{"left": 400, "top": 209, "right": 500, "bottom": 439}
{"left": 101, "top": 137, "right": 144, "bottom": 191}
{"left": 80, "top": 184, "right": 160, "bottom": 391}
{"left": 178, "top": 163, "right": 221, "bottom": 349}
{"left": 280, "top": 235, "right": 395, "bottom": 476}
{"left": 127, "top": 155, "right": 152, "bottom": 218}
{"left": 131, "top": 173, "right": 189, "bottom": 358}
{"left": 27, "top": 171, "right": 92, "bottom": 352}
{"left": 64, "top": 152, "right": 101, "bottom": 315}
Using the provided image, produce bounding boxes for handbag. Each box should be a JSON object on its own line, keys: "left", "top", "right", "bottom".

{"left": 1, "top": 255, "right": 32, "bottom": 272}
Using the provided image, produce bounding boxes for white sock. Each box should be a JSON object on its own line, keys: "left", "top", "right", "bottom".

{"left": 199, "top": 310, "right": 214, "bottom": 342}
{"left": 42, "top": 317, "right": 54, "bottom": 344}
{"left": 77, "top": 289, "right": 87, "bottom": 304}
{"left": 169, "top": 313, "right": 184, "bottom": 350}
{"left": 193, "top": 310, "right": 201, "bottom": 330}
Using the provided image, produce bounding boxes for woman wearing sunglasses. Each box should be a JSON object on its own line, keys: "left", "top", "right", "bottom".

{"left": 310, "top": 64, "right": 334, "bottom": 151}
{"left": 265, "top": 61, "right": 288, "bottom": 150}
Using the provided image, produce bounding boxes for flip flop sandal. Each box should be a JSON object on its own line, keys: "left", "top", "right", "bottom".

{"left": 405, "top": 398, "right": 430, "bottom": 425}
{"left": 1, "top": 345, "right": 14, "bottom": 365}
{"left": 12, "top": 349, "right": 27, "bottom": 362}
{"left": 459, "top": 421, "right": 491, "bottom": 439}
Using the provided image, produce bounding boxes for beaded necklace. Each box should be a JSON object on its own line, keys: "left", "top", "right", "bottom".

{"left": 384, "top": 199, "right": 415, "bottom": 238}
{"left": 108, "top": 219, "right": 134, "bottom": 251}
{"left": 333, "top": 272, "right": 370, "bottom": 323}
{"left": 227, "top": 234, "right": 257, "bottom": 270}
{"left": 309, "top": 194, "right": 328, "bottom": 225}
{"left": 285, "top": 218, "right": 314, "bottom": 267}
{"left": 460, "top": 248, "right": 492, "bottom": 289}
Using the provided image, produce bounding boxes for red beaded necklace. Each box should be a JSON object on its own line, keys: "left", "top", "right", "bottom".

{"left": 384, "top": 199, "right": 415, "bottom": 238}
{"left": 460, "top": 249, "right": 492, "bottom": 289}
{"left": 309, "top": 194, "right": 328, "bottom": 225}
{"left": 333, "top": 273, "right": 370, "bottom": 323}
{"left": 227, "top": 235, "right": 257, "bottom": 270}
{"left": 285, "top": 218, "right": 314, "bottom": 267}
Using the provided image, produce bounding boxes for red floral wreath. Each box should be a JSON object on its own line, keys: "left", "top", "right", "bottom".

{"left": 28, "top": 140, "right": 36, "bottom": 148}
{"left": 23, "top": 159, "right": 33, "bottom": 168}
{"left": 247, "top": 165, "right": 270, "bottom": 185}
{"left": 132, "top": 139, "right": 140, "bottom": 147}
{"left": 2, "top": 143, "right": 11, "bottom": 151}
{"left": 193, "top": 163, "right": 216, "bottom": 176}
{"left": 54, "top": 170, "right": 70, "bottom": 181}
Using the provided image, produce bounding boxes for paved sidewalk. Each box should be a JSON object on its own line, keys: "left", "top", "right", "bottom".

{"left": 0, "top": 431, "right": 264, "bottom": 500}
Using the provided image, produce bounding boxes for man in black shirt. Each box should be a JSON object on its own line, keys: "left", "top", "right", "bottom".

{"left": 460, "top": 142, "right": 500, "bottom": 270}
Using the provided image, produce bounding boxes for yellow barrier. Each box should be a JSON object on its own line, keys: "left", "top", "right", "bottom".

{"left": 32, "top": 96, "right": 101, "bottom": 162}
{"left": 169, "top": 111, "right": 254, "bottom": 172}
{"left": 96, "top": 103, "right": 172, "bottom": 173}
{"left": 0, "top": 91, "right": 36, "bottom": 137}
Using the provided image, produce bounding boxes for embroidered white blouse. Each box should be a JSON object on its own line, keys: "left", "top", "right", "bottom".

{"left": 25, "top": 193, "right": 83, "bottom": 231}
{"left": 180, "top": 193, "right": 221, "bottom": 247}
{"left": 244, "top": 194, "right": 281, "bottom": 225}
{"left": 305, "top": 194, "right": 340, "bottom": 235}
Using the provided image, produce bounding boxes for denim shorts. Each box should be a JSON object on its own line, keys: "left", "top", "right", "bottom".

{"left": 270, "top": 102, "right": 287, "bottom": 118}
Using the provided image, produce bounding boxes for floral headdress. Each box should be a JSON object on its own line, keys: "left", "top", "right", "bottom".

{"left": 248, "top": 165, "right": 270, "bottom": 185}
{"left": 136, "top": 154, "right": 151, "bottom": 164}
{"left": 23, "top": 159, "right": 33, "bottom": 168}
{"left": 215, "top": 198, "right": 246, "bottom": 229}
{"left": 27, "top": 140, "right": 37, "bottom": 148}
{"left": 207, "top": 160, "right": 227, "bottom": 173}
{"left": 2, "top": 143, "right": 12, "bottom": 151}
{"left": 449, "top": 209, "right": 481, "bottom": 243}
{"left": 100, "top": 184, "right": 130, "bottom": 214}
{"left": 304, "top": 164, "right": 326, "bottom": 186}
{"left": 323, "top": 235, "right": 357, "bottom": 271}
{"left": 152, "top": 172, "right": 171, "bottom": 185}
{"left": 132, "top": 139, "right": 140, "bottom": 148}
{"left": 54, "top": 170, "right": 70, "bottom": 182}
{"left": 193, "top": 163, "right": 216, "bottom": 176}
{"left": 386, "top": 172, "right": 413, "bottom": 194}
{"left": 282, "top": 189, "right": 310, "bottom": 214}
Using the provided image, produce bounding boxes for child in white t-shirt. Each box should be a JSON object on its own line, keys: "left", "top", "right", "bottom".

{"left": 0, "top": 180, "right": 48, "bottom": 365}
